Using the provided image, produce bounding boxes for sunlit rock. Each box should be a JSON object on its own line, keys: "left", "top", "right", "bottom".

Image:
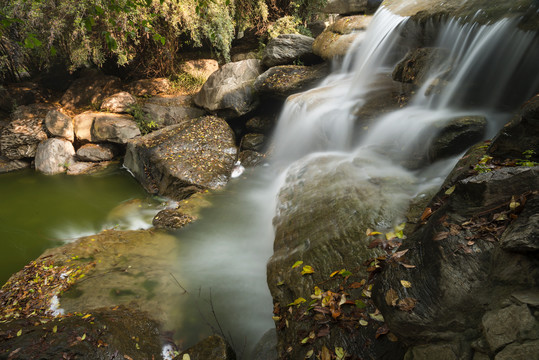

{"left": 125, "top": 77, "right": 171, "bottom": 97}
{"left": 60, "top": 69, "right": 122, "bottom": 111}
{"left": 91, "top": 113, "right": 141, "bottom": 144}
{"left": 262, "top": 34, "right": 321, "bottom": 67}
{"left": 35, "top": 138, "right": 75, "bottom": 175}
{"left": 45, "top": 109, "right": 74, "bottom": 142}
{"left": 313, "top": 15, "right": 372, "bottom": 60}
{"left": 76, "top": 143, "right": 118, "bottom": 162}
{"left": 100, "top": 91, "right": 137, "bottom": 113}
{"left": 124, "top": 116, "right": 237, "bottom": 200}
{"left": 141, "top": 95, "right": 206, "bottom": 128}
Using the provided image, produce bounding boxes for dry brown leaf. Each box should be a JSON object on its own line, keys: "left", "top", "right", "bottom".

{"left": 398, "top": 297, "right": 417, "bottom": 312}
{"left": 433, "top": 232, "right": 449, "bottom": 241}
{"left": 385, "top": 288, "right": 399, "bottom": 307}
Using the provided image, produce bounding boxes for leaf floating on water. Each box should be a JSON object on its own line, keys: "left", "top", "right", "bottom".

{"left": 292, "top": 261, "right": 303, "bottom": 269}
{"left": 301, "top": 265, "right": 314, "bottom": 275}
{"left": 445, "top": 185, "right": 456, "bottom": 195}
{"left": 400, "top": 280, "right": 412, "bottom": 288}
{"left": 385, "top": 288, "right": 399, "bottom": 306}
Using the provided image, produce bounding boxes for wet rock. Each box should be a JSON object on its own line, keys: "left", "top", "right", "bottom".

{"left": 177, "top": 335, "right": 236, "bottom": 360}
{"left": 60, "top": 69, "right": 122, "bottom": 111}
{"left": 428, "top": 115, "right": 487, "bottom": 161}
{"left": 194, "top": 59, "right": 263, "bottom": 118}
{"left": 67, "top": 161, "right": 118, "bottom": 175}
{"left": 141, "top": 95, "right": 206, "bottom": 127}
{"left": 239, "top": 150, "right": 265, "bottom": 167}
{"left": 494, "top": 340, "right": 539, "bottom": 360}
{"left": 383, "top": 0, "right": 539, "bottom": 30}
{"left": 404, "top": 343, "right": 459, "bottom": 360}
{"left": 313, "top": 15, "right": 372, "bottom": 60}
{"left": 500, "top": 197, "right": 539, "bottom": 252}
{"left": 251, "top": 329, "right": 278, "bottom": 360}
{"left": 0, "top": 104, "right": 51, "bottom": 160}
{"left": 262, "top": 34, "right": 321, "bottom": 67}
{"left": 0, "top": 306, "right": 163, "bottom": 359}
{"left": 125, "top": 77, "right": 171, "bottom": 97}
{"left": 488, "top": 93, "right": 539, "bottom": 162}
{"left": 0, "top": 156, "right": 30, "bottom": 173}
{"left": 34, "top": 138, "right": 75, "bottom": 175}
{"left": 91, "top": 113, "right": 141, "bottom": 144}
{"left": 100, "top": 91, "right": 137, "bottom": 113}
{"left": 373, "top": 165, "right": 539, "bottom": 344}
{"left": 76, "top": 143, "right": 118, "bottom": 162}
{"left": 44, "top": 109, "right": 74, "bottom": 142}
{"left": 322, "top": 0, "right": 380, "bottom": 15}
{"left": 482, "top": 304, "right": 537, "bottom": 352}
{"left": 241, "top": 133, "right": 265, "bottom": 152}
{"left": 124, "top": 116, "right": 237, "bottom": 200}
{"left": 254, "top": 64, "right": 329, "bottom": 100}
{"left": 268, "top": 153, "right": 412, "bottom": 360}
{"left": 392, "top": 47, "right": 452, "bottom": 87}
{"left": 152, "top": 209, "right": 194, "bottom": 230}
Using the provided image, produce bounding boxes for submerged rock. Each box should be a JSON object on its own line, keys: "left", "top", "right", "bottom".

{"left": 177, "top": 335, "right": 236, "bottom": 360}
{"left": 124, "top": 116, "right": 237, "bottom": 200}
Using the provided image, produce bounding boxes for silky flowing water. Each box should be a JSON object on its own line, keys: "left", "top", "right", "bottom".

{"left": 1, "top": 5, "right": 538, "bottom": 359}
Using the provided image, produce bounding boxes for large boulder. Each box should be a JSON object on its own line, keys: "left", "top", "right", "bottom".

{"left": 0, "top": 306, "right": 164, "bottom": 359}
{"left": 141, "top": 95, "right": 206, "bottom": 127}
{"left": 44, "top": 109, "right": 74, "bottom": 142}
{"left": 392, "top": 47, "right": 452, "bottom": 87}
{"left": 91, "top": 113, "right": 141, "bottom": 144}
{"left": 124, "top": 116, "right": 237, "bottom": 200}
{"left": 74, "top": 112, "right": 140, "bottom": 144}
{"left": 313, "top": 15, "right": 372, "bottom": 60}
{"left": 262, "top": 34, "right": 321, "bottom": 67}
{"left": 488, "top": 93, "right": 539, "bottom": 162}
{"left": 60, "top": 69, "right": 122, "bottom": 111}
{"left": 193, "top": 59, "right": 263, "bottom": 118}
{"left": 100, "top": 91, "right": 137, "bottom": 113}
{"left": 34, "top": 138, "right": 76, "bottom": 175}
{"left": 267, "top": 152, "right": 413, "bottom": 359}
{"left": 254, "top": 64, "right": 330, "bottom": 100}
{"left": 0, "top": 104, "right": 51, "bottom": 160}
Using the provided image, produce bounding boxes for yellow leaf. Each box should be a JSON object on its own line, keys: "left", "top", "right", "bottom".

{"left": 277, "top": 281, "right": 284, "bottom": 286}
{"left": 305, "top": 349, "right": 314, "bottom": 358}
{"left": 330, "top": 270, "right": 340, "bottom": 277}
{"left": 17, "top": 329, "right": 22, "bottom": 337}
{"left": 292, "top": 261, "right": 303, "bottom": 269}
{"left": 288, "top": 297, "right": 307, "bottom": 306}
{"left": 386, "top": 232, "right": 396, "bottom": 240}
{"left": 445, "top": 185, "right": 456, "bottom": 195}
{"left": 359, "top": 319, "right": 368, "bottom": 326}
{"left": 301, "top": 337, "right": 309, "bottom": 344}
{"left": 53, "top": 325, "right": 57, "bottom": 333}
{"left": 301, "top": 265, "right": 314, "bottom": 275}
{"left": 509, "top": 196, "right": 520, "bottom": 211}
{"left": 272, "top": 316, "right": 281, "bottom": 321}
{"left": 183, "top": 354, "right": 191, "bottom": 360}
{"left": 400, "top": 280, "right": 412, "bottom": 288}
{"left": 81, "top": 314, "right": 92, "bottom": 320}
{"left": 81, "top": 333, "right": 86, "bottom": 341}
{"left": 369, "top": 313, "right": 385, "bottom": 322}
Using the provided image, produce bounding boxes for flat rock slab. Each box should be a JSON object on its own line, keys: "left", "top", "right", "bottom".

{"left": 124, "top": 116, "right": 237, "bottom": 200}
{"left": 74, "top": 112, "right": 140, "bottom": 144}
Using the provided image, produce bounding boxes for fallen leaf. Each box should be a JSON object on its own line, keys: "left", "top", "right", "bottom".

{"left": 385, "top": 232, "right": 396, "bottom": 240}
{"left": 292, "top": 261, "right": 303, "bottom": 269}
{"left": 433, "top": 232, "right": 449, "bottom": 241}
{"left": 400, "top": 263, "right": 416, "bottom": 269}
{"left": 81, "top": 314, "right": 92, "bottom": 320}
{"left": 369, "top": 313, "right": 385, "bottom": 322}
{"left": 387, "top": 332, "right": 398, "bottom": 342}
{"left": 349, "top": 281, "right": 364, "bottom": 289}
{"left": 375, "top": 323, "right": 390, "bottom": 338}
{"left": 288, "top": 297, "right": 307, "bottom": 307}
{"left": 301, "top": 265, "right": 314, "bottom": 275}
{"left": 16, "top": 329, "right": 22, "bottom": 337}
{"left": 321, "top": 346, "right": 331, "bottom": 360}
{"left": 509, "top": 196, "right": 520, "bottom": 211}
{"left": 385, "top": 289, "right": 399, "bottom": 306}
{"left": 53, "top": 325, "right": 57, "bottom": 333}
{"left": 420, "top": 207, "right": 433, "bottom": 221}
{"left": 445, "top": 185, "right": 456, "bottom": 195}
{"left": 359, "top": 319, "right": 369, "bottom": 326}
{"left": 305, "top": 349, "right": 314, "bottom": 358}
{"left": 391, "top": 249, "right": 409, "bottom": 260}
{"left": 335, "top": 347, "right": 346, "bottom": 360}
{"left": 317, "top": 327, "right": 330, "bottom": 337}
{"left": 182, "top": 355, "right": 191, "bottom": 360}
{"left": 397, "top": 297, "right": 417, "bottom": 312}
{"left": 355, "top": 300, "right": 367, "bottom": 309}
{"left": 400, "top": 280, "right": 412, "bottom": 288}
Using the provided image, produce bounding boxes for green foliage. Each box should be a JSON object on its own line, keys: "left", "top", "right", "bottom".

{"left": 474, "top": 155, "right": 493, "bottom": 173}
{"left": 516, "top": 149, "right": 538, "bottom": 167}
{"left": 170, "top": 71, "right": 206, "bottom": 94}
{"left": 127, "top": 103, "right": 158, "bottom": 135}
